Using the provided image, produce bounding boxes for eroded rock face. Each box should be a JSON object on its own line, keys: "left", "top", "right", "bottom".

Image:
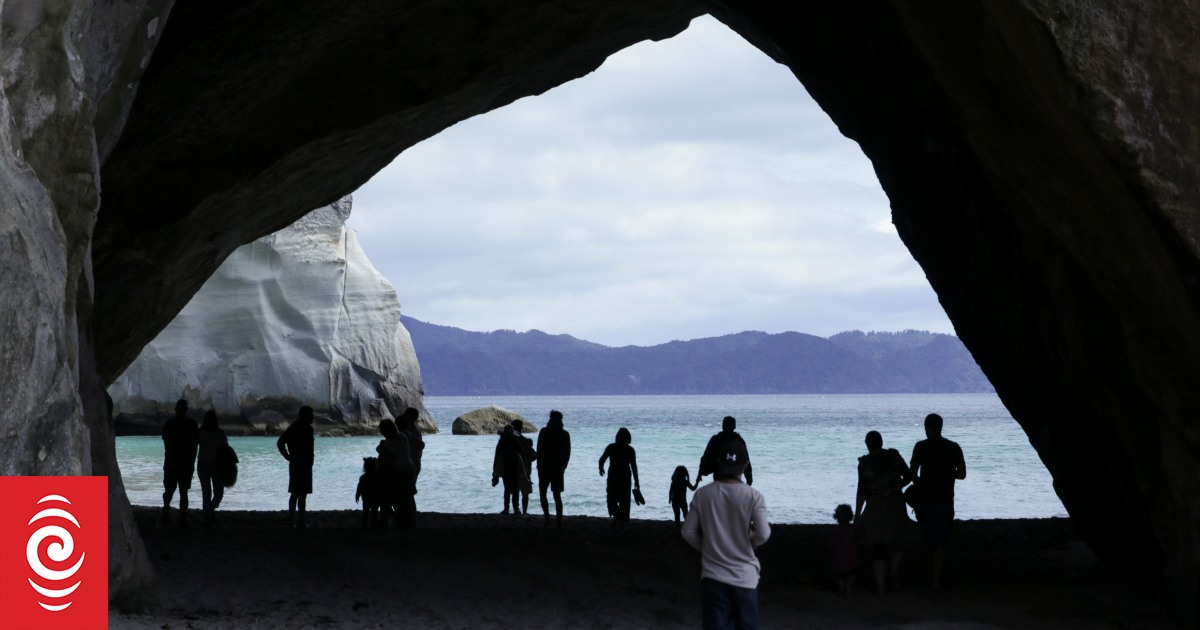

{"left": 705, "top": 1, "right": 1200, "bottom": 619}
{"left": 0, "top": 0, "right": 171, "bottom": 609}
{"left": 108, "top": 197, "right": 436, "bottom": 435}
{"left": 3, "top": 0, "right": 1199, "bottom": 622}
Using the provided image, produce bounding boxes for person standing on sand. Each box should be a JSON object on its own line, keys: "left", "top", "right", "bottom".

{"left": 669, "top": 465, "right": 698, "bottom": 530}
{"left": 681, "top": 438, "right": 770, "bottom": 629}
{"left": 196, "top": 410, "right": 229, "bottom": 528}
{"left": 598, "top": 427, "right": 640, "bottom": 528}
{"left": 399, "top": 407, "right": 425, "bottom": 496}
{"left": 162, "top": 399, "right": 200, "bottom": 527}
{"left": 377, "top": 419, "right": 415, "bottom": 528}
{"left": 697, "top": 416, "right": 753, "bottom": 485}
{"left": 277, "top": 406, "right": 316, "bottom": 529}
{"left": 909, "top": 413, "right": 967, "bottom": 592}
{"left": 537, "top": 410, "right": 571, "bottom": 529}
{"left": 830, "top": 503, "right": 860, "bottom": 597}
{"left": 492, "top": 424, "right": 526, "bottom": 515}
{"left": 513, "top": 420, "right": 537, "bottom": 514}
{"left": 855, "top": 430, "right": 915, "bottom": 595}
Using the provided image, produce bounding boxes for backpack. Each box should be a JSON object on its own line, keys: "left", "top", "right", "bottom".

{"left": 218, "top": 443, "right": 239, "bottom": 488}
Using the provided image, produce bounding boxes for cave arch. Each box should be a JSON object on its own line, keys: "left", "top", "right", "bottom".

{"left": 2, "top": 0, "right": 1196, "bottom": 621}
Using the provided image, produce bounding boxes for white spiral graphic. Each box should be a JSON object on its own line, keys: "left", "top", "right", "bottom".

{"left": 26, "top": 494, "right": 86, "bottom": 612}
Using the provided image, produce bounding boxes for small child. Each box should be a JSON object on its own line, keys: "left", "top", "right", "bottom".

{"left": 355, "top": 457, "right": 384, "bottom": 530}
{"left": 669, "top": 465, "right": 698, "bottom": 529}
{"left": 830, "top": 503, "right": 860, "bottom": 596}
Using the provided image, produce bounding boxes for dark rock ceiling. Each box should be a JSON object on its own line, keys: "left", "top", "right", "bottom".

{"left": 89, "top": 0, "right": 1198, "bottom": 621}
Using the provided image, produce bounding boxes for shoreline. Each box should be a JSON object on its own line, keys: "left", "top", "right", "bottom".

{"left": 110, "top": 508, "right": 1172, "bottom": 629}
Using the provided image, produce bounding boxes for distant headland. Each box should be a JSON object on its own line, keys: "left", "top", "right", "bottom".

{"left": 403, "top": 317, "right": 994, "bottom": 396}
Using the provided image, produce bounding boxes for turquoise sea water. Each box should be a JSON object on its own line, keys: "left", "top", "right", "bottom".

{"left": 115, "top": 393, "right": 1067, "bottom": 524}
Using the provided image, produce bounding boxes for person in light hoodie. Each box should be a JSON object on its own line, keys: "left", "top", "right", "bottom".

{"left": 681, "top": 438, "right": 770, "bottom": 630}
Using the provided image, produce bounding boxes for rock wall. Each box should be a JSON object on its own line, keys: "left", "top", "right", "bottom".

{"left": 1, "top": 0, "right": 173, "bottom": 608}
{"left": 705, "top": 1, "right": 1200, "bottom": 620}
{"left": 108, "top": 197, "right": 435, "bottom": 435}
{"left": 2, "top": 0, "right": 1199, "bottom": 622}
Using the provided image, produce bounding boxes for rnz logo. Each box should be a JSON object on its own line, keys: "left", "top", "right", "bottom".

{"left": 0, "top": 477, "right": 107, "bottom": 630}
{"left": 27, "top": 495, "right": 86, "bottom": 611}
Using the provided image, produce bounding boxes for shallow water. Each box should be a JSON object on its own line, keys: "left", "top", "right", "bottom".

{"left": 116, "top": 393, "right": 1066, "bottom": 524}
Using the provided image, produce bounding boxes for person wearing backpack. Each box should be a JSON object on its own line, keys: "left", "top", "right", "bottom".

{"left": 197, "top": 410, "right": 229, "bottom": 528}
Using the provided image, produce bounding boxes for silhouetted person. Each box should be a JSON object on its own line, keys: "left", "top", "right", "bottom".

{"left": 399, "top": 407, "right": 425, "bottom": 495}
{"left": 277, "top": 406, "right": 315, "bottom": 529}
{"left": 681, "top": 438, "right": 770, "bottom": 629}
{"left": 162, "top": 399, "right": 200, "bottom": 527}
{"left": 669, "top": 465, "right": 698, "bottom": 530}
{"left": 377, "top": 419, "right": 415, "bottom": 528}
{"left": 197, "top": 410, "right": 228, "bottom": 528}
{"left": 537, "top": 410, "right": 571, "bottom": 530}
{"left": 492, "top": 425, "right": 525, "bottom": 515}
{"left": 513, "top": 420, "right": 537, "bottom": 514}
{"left": 855, "top": 430, "right": 914, "bottom": 595}
{"left": 909, "top": 413, "right": 967, "bottom": 592}
{"left": 355, "top": 456, "right": 385, "bottom": 530}
{"left": 830, "top": 503, "right": 860, "bottom": 597}
{"left": 598, "top": 427, "right": 640, "bottom": 528}
{"left": 698, "top": 416, "right": 753, "bottom": 485}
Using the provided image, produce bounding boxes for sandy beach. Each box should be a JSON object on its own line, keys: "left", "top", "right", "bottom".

{"left": 110, "top": 507, "right": 1171, "bottom": 629}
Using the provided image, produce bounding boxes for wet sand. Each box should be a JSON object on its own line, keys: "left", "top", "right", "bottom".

{"left": 110, "top": 507, "right": 1171, "bottom": 629}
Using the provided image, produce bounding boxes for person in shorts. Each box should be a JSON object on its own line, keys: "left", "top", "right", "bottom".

{"left": 277, "top": 406, "right": 316, "bottom": 528}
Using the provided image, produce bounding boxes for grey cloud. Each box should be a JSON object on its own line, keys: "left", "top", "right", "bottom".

{"left": 348, "top": 15, "right": 951, "bottom": 347}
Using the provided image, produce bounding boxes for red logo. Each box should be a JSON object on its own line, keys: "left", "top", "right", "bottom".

{"left": 0, "top": 477, "right": 107, "bottom": 630}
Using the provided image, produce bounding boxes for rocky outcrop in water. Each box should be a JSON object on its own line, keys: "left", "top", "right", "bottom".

{"left": 452, "top": 407, "right": 537, "bottom": 436}
{"left": 109, "top": 197, "right": 435, "bottom": 436}
{"left": 3, "top": 1, "right": 1199, "bottom": 622}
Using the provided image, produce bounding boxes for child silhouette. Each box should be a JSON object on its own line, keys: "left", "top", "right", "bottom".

{"left": 669, "top": 465, "right": 698, "bottom": 529}
{"left": 355, "top": 457, "right": 384, "bottom": 530}
{"left": 830, "top": 503, "right": 860, "bottom": 596}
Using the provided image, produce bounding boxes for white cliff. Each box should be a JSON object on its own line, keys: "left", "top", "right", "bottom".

{"left": 109, "top": 196, "right": 435, "bottom": 434}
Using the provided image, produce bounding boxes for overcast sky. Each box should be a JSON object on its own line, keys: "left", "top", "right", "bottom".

{"left": 347, "top": 15, "right": 953, "bottom": 348}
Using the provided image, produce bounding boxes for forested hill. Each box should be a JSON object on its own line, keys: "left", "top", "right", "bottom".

{"left": 402, "top": 317, "right": 994, "bottom": 396}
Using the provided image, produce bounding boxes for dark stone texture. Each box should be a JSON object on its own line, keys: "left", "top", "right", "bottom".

{"left": 2, "top": 0, "right": 1197, "bottom": 622}
{"left": 704, "top": 1, "right": 1200, "bottom": 621}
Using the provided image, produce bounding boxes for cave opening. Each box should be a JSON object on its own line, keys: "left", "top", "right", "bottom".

{"left": 111, "top": 16, "right": 1067, "bottom": 523}
{"left": 66, "top": 2, "right": 1195, "bottom": 620}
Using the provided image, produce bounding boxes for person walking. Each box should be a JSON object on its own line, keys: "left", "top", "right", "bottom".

{"left": 681, "top": 438, "right": 770, "bottom": 629}
{"left": 196, "top": 410, "right": 228, "bottom": 527}
{"left": 277, "top": 406, "right": 316, "bottom": 528}
{"left": 909, "top": 413, "right": 967, "bottom": 592}
{"left": 536, "top": 410, "right": 571, "bottom": 529}
{"left": 161, "top": 399, "right": 200, "bottom": 527}
{"left": 598, "top": 427, "right": 640, "bottom": 528}
{"left": 697, "top": 416, "right": 753, "bottom": 485}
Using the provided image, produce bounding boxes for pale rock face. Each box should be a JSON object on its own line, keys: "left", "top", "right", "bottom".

{"left": 109, "top": 196, "right": 435, "bottom": 434}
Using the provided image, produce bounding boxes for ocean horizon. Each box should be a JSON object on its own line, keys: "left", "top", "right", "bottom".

{"left": 116, "top": 393, "right": 1067, "bottom": 524}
